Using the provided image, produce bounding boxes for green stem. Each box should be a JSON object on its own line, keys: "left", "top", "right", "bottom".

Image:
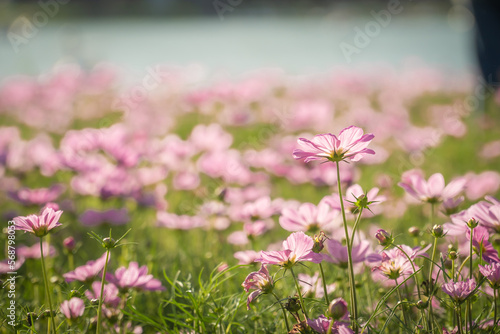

{"left": 468, "top": 227, "right": 474, "bottom": 334}
{"left": 272, "top": 292, "right": 290, "bottom": 333}
{"left": 395, "top": 279, "right": 409, "bottom": 330}
{"left": 290, "top": 267, "right": 308, "bottom": 319}
{"left": 457, "top": 305, "right": 464, "bottom": 334}
{"left": 336, "top": 162, "right": 358, "bottom": 333}
{"left": 458, "top": 255, "right": 471, "bottom": 277}
{"left": 96, "top": 249, "right": 111, "bottom": 334}
{"left": 492, "top": 289, "right": 498, "bottom": 334}
{"left": 40, "top": 238, "right": 57, "bottom": 334}
{"left": 349, "top": 207, "right": 364, "bottom": 249}
{"left": 319, "top": 262, "right": 330, "bottom": 306}
{"left": 428, "top": 236, "right": 438, "bottom": 334}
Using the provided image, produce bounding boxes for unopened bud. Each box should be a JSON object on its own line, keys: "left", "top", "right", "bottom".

{"left": 69, "top": 290, "right": 81, "bottom": 298}
{"left": 408, "top": 226, "right": 420, "bottom": 237}
{"left": 327, "top": 298, "right": 348, "bottom": 320}
{"left": 102, "top": 237, "right": 116, "bottom": 249}
{"left": 63, "top": 237, "right": 76, "bottom": 251}
{"left": 466, "top": 218, "right": 479, "bottom": 229}
{"left": 448, "top": 251, "right": 458, "bottom": 260}
{"left": 416, "top": 300, "right": 428, "bottom": 310}
{"left": 375, "top": 229, "right": 393, "bottom": 247}
{"left": 285, "top": 297, "right": 301, "bottom": 313}
{"left": 431, "top": 225, "right": 445, "bottom": 238}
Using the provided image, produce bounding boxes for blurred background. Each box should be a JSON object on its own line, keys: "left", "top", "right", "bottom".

{"left": 0, "top": 0, "right": 481, "bottom": 78}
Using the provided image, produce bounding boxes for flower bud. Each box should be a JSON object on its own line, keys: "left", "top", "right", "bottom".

{"left": 408, "top": 226, "right": 420, "bottom": 237}
{"left": 312, "top": 232, "right": 326, "bottom": 253}
{"left": 63, "top": 237, "right": 76, "bottom": 251}
{"left": 416, "top": 300, "right": 428, "bottom": 310}
{"left": 327, "top": 298, "right": 348, "bottom": 320}
{"left": 448, "top": 251, "right": 458, "bottom": 260}
{"left": 102, "top": 237, "right": 116, "bottom": 249}
{"left": 69, "top": 290, "right": 81, "bottom": 298}
{"left": 375, "top": 229, "right": 393, "bottom": 247}
{"left": 431, "top": 225, "right": 445, "bottom": 238}
{"left": 466, "top": 218, "right": 479, "bottom": 229}
{"left": 90, "top": 298, "right": 99, "bottom": 306}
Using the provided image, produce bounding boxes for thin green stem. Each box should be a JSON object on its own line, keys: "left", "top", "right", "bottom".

{"left": 96, "top": 249, "right": 111, "bottom": 334}
{"left": 272, "top": 292, "right": 290, "bottom": 332}
{"left": 319, "top": 262, "right": 330, "bottom": 306}
{"left": 349, "top": 207, "right": 364, "bottom": 249}
{"left": 457, "top": 305, "right": 464, "bottom": 334}
{"left": 428, "top": 236, "right": 438, "bottom": 334}
{"left": 395, "top": 279, "right": 409, "bottom": 330}
{"left": 468, "top": 227, "right": 474, "bottom": 334}
{"left": 40, "top": 238, "right": 57, "bottom": 334}
{"left": 492, "top": 289, "right": 498, "bottom": 334}
{"left": 458, "top": 255, "right": 471, "bottom": 277}
{"left": 290, "top": 267, "right": 308, "bottom": 319}
{"left": 336, "top": 162, "right": 358, "bottom": 333}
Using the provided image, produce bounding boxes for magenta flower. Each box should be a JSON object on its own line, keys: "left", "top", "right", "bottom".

{"left": 255, "top": 232, "right": 323, "bottom": 268}
{"left": 293, "top": 126, "right": 374, "bottom": 163}
{"left": 479, "top": 262, "right": 500, "bottom": 289}
{"left": 79, "top": 208, "right": 130, "bottom": 227}
{"left": 106, "top": 262, "right": 165, "bottom": 291}
{"left": 307, "top": 315, "right": 353, "bottom": 334}
{"left": 242, "top": 264, "right": 274, "bottom": 310}
{"left": 8, "top": 184, "right": 64, "bottom": 206}
{"left": 13, "top": 207, "right": 63, "bottom": 237}
{"left": 398, "top": 169, "right": 466, "bottom": 204}
{"left": 17, "top": 242, "right": 57, "bottom": 259}
{"left": 63, "top": 252, "right": 110, "bottom": 283}
{"left": 442, "top": 279, "right": 476, "bottom": 303}
{"left": 60, "top": 297, "right": 85, "bottom": 319}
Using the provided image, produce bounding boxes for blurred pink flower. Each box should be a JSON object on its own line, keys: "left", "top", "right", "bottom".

{"left": 13, "top": 207, "right": 63, "bottom": 237}
{"left": 398, "top": 169, "right": 466, "bottom": 204}
{"left": 323, "top": 239, "right": 371, "bottom": 269}
{"left": 279, "top": 200, "right": 339, "bottom": 233}
{"left": 479, "top": 262, "right": 500, "bottom": 289}
{"left": 156, "top": 212, "right": 206, "bottom": 230}
{"left": 17, "top": 242, "right": 57, "bottom": 259}
{"left": 234, "top": 250, "right": 260, "bottom": 265}
{"left": 9, "top": 184, "right": 64, "bottom": 206}
{"left": 85, "top": 281, "right": 120, "bottom": 307}
{"left": 480, "top": 140, "right": 500, "bottom": 159}
{"left": 307, "top": 315, "right": 353, "bottom": 334}
{"left": 189, "top": 123, "right": 233, "bottom": 152}
{"left": 79, "top": 208, "right": 130, "bottom": 227}
{"left": 255, "top": 231, "right": 323, "bottom": 268}
{"left": 106, "top": 262, "right": 164, "bottom": 291}
{"left": 63, "top": 252, "right": 109, "bottom": 283}
{"left": 293, "top": 126, "right": 374, "bottom": 163}
{"left": 60, "top": 297, "right": 85, "bottom": 319}
{"left": 297, "top": 272, "right": 336, "bottom": 299}
{"left": 464, "top": 171, "right": 500, "bottom": 201}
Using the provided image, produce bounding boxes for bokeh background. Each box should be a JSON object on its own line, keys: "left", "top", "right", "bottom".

{"left": 0, "top": 0, "right": 479, "bottom": 79}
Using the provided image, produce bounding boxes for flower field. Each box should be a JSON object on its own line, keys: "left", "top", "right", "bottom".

{"left": 1, "top": 64, "right": 500, "bottom": 334}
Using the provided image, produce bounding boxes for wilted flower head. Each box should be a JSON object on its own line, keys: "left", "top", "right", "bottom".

{"left": 442, "top": 279, "right": 476, "bottom": 303}
{"left": 13, "top": 207, "right": 63, "bottom": 237}
{"left": 106, "top": 262, "right": 165, "bottom": 291}
{"left": 242, "top": 264, "right": 273, "bottom": 310}
{"left": 255, "top": 231, "right": 323, "bottom": 268}
{"left": 478, "top": 262, "right": 500, "bottom": 289}
{"left": 293, "top": 126, "right": 374, "bottom": 163}
{"left": 60, "top": 297, "right": 85, "bottom": 319}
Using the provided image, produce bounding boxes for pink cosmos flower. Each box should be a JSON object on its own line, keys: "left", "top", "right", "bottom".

{"left": 85, "top": 281, "right": 121, "bottom": 307}
{"left": 242, "top": 264, "right": 274, "bottom": 310}
{"left": 106, "top": 262, "right": 164, "bottom": 291}
{"left": 479, "top": 262, "right": 500, "bottom": 289}
{"left": 60, "top": 297, "right": 85, "bottom": 319}
{"left": 0, "top": 257, "right": 25, "bottom": 274}
{"left": 63, "top": 252, "right": 109, "bottom": 283}
{"left": 442, "top": 279, "right": 476, "bottom": 303}
{"left": 8, "top": 184, "right": 64, "bottom": 206}
{"left": 293, "top": 126, "right": 374, "bottom": 163}
{"left": 398, "top": 169, "right": 466, "bottom": 204}
{"left": 323, "top": 239, "right": 371, "bottom": 269}
{"left": 468, "top": 201, "right": 500, "bottom": 234}
{"left": 466, "top": 226, "right": 500, "bottom": 264}
{"left": 234, "top": 250, "right": 260, "bottom": 265}
{"left": 279, "top": 200, "right": 339, "bottom": 233}
{"left": 255, "top": 231, "right": 323, "bottom": 268}
{"left": 13, "top": 207, "right": 63, "bottom": 237}
{"left": 17, "top": 242, "right": 56, "bottom": 259}
{"left": 79, "top": 208, "right": 130, "bottom": 227}
{"left": 307, "top": 315, "right": 353, "bottom": 334}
